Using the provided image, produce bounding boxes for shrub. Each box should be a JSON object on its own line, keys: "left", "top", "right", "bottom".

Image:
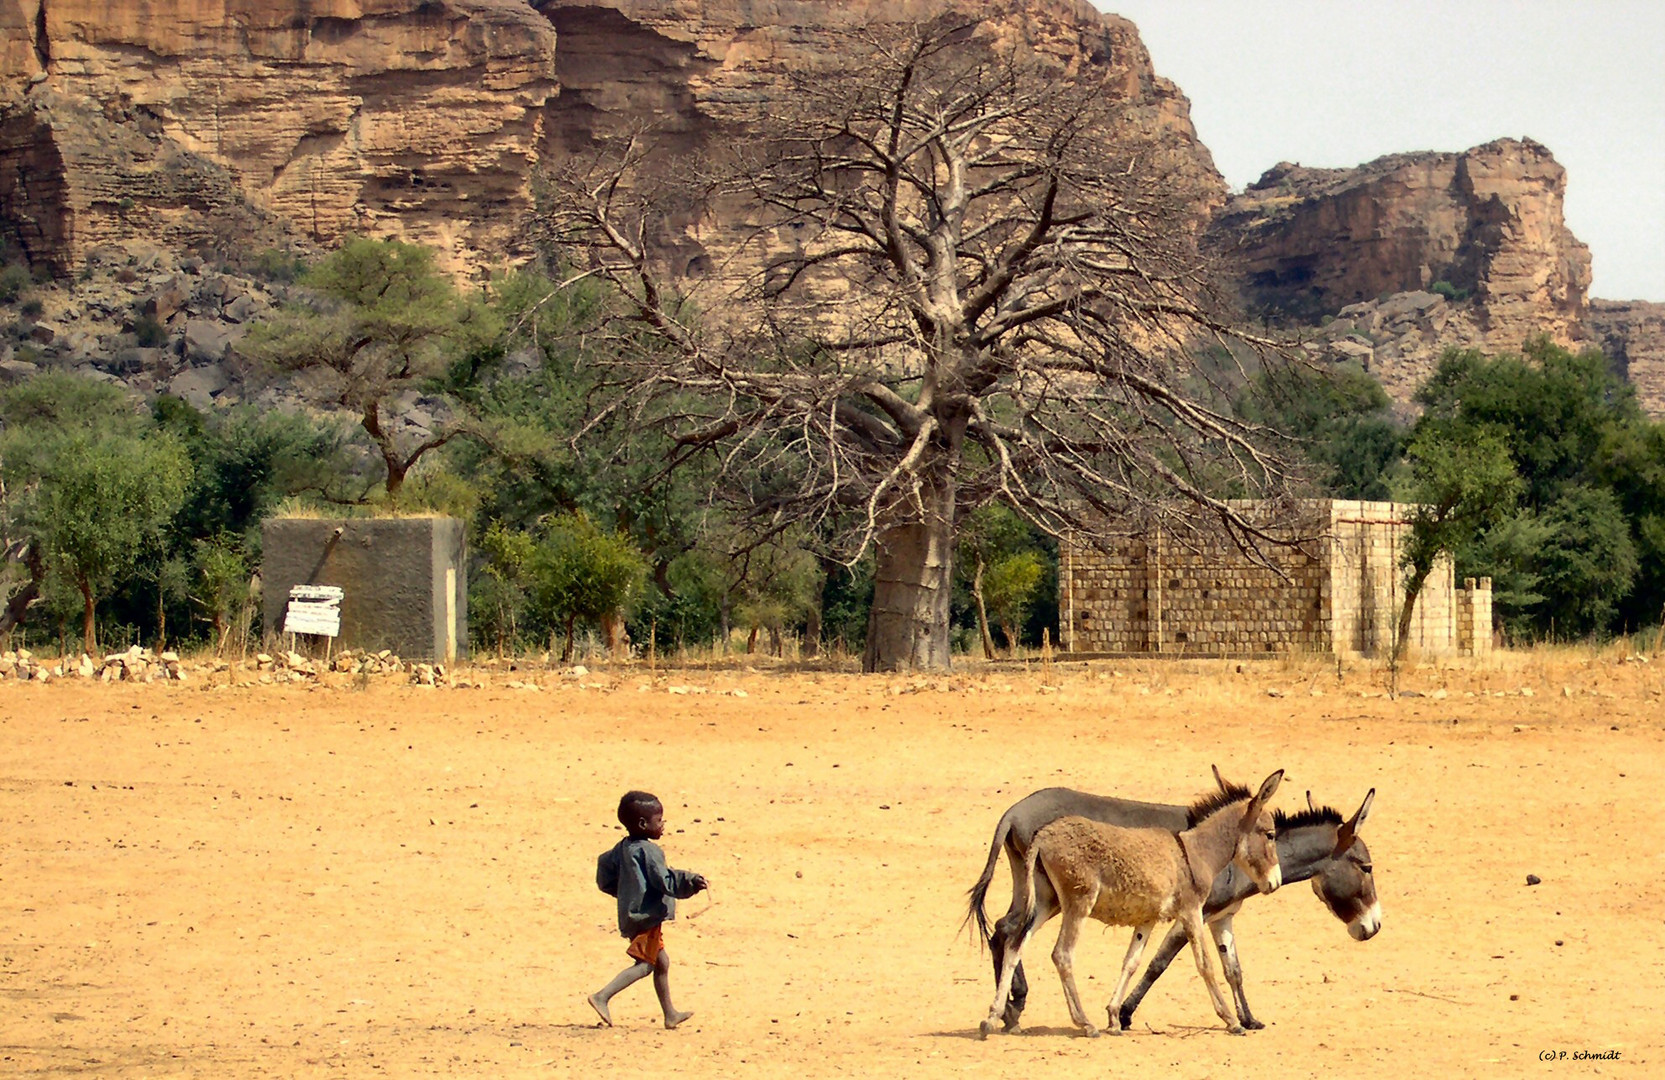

{"left": 19, "top": 298, "right": 43, "bottom": 320}
{"left": 1429, "top": 280, "right": 1470, "bottom": 303}
{"left": 249, "top": 248, "right": 308, "bottom": 284}
{"left": 0, "top": 263, "right": 31, "bottom": 303}
{"left": 133, "top": 314, "right": 168, "bottom": 348}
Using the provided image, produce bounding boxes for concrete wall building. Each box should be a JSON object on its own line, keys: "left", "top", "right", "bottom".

{"left": 262, "top": 516, "right": 467, "bottom": 662}
{"left": 1060, "top": 500, "right": 1491, "bottom": 659}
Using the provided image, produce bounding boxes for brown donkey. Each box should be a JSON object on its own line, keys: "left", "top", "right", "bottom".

{"left": 980, "top": 770, "right": 1283, "bottom": 1039}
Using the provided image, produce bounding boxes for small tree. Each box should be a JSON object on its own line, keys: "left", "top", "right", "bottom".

{"left": 193, "top": 533, "right": 251, "bottom": 655}
{"left": 12, "top": 431, "right": 191, "bottom": 653}
{"left": 475, "top": 521, "right": 537, "bottom": 657}
{"left": 528, "top": 514, "right": 648, "bottom": 662}
{"left": 983, "top": 550, "right": 1046, "bottom": 655}
{"left": 1393, "top": 423, "right": 1521, "bottom": 662}
{"left": 0, "top": 376, "right": 192, "bottom": 653}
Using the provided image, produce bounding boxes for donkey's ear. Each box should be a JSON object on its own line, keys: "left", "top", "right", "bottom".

{"left": 1306, "top": 790, "right": 1317, "bottom": 813}
{"left": 1212, "top": 763, "right": 1229, "bottom": 792}
{"left": 1351, "top": 788, "right": 1375, "bottom": 831}
{"left": 1240, "top": 769, "right": 1283, "bottom": 832}
{"left": 1332, "top": 789, "right": 1375, "bottom": 857}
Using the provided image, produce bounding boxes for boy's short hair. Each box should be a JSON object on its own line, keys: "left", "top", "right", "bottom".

{"left": 617, "top": 790, "right": 661, "bottom": 827}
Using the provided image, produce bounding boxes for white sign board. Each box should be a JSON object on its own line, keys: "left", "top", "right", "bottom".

{"left": 283, "top": 585, "right": 343, "bottom": 638}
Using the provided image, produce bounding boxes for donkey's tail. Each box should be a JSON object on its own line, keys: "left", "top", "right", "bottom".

{"left": 962, "top": 804, "right": 1019, "bottom": 948}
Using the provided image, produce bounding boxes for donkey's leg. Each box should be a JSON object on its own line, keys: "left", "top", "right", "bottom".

{"left": 999, "top": 866, "right": 1056, "bottom": 1030}
{"left": 1210, "top": 914, "right": 1262, "bottom": 1030}
{"left": 1115, "top": 920, "right": 1188, "bottom": 1029}
{"left": 1181, "top": 909, "right": 1243, "bottom": 1035}
{"left": 1050, "top": 894, "right": 1099, "bottom": 1037}
{"left": 983, "top": 921, "right": 1035, "bottom": 1038}
{"left": 1104, "top": 921, "right": 1158, "bottom": 1034}
{"left": 991, "top": 842, "right": 1031, "bottom": 1030}
{"left": 982, "top": 888, "right": 1057, "bottom": 1037}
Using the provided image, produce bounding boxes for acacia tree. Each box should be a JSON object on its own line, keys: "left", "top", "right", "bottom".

{"left": 242, "top": 238, "right": 499, "bottom": 499}
{"left": 540, "top": 15, "right": 1290, "bottom": 671}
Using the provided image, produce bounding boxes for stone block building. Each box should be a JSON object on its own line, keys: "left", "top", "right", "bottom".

{"left": 1060, "top": 500, "right": 1492, "bottom": 659}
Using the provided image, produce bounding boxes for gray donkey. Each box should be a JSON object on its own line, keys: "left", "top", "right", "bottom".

{"left": 967, "top": 768, "right": 1379, "bottom": 1031}
{"left": 981, "top": 770, "right": 1284, "bottom": 1038}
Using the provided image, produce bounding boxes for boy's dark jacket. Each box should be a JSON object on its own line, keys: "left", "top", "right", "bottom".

{"left": 596, "top": 837, "right": 702, "bottom": 937}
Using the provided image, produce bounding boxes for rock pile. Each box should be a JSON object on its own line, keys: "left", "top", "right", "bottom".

{"left": 0, "top": 645, "right": 192, "bottom": 683}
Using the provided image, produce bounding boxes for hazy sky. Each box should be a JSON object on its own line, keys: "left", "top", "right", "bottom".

{"left": 1097, "top": 1, "right": 1665, "bottom": 301}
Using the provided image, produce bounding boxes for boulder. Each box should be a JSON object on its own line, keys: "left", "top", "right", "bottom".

{"left": 169, "top": 364, "right": 230, "bottom": 407}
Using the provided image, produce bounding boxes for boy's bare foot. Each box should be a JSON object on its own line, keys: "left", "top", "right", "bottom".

{"left": 664, "top": 1009, "right": 693, "bottom": 1030}
{"left": 587, "top": 993, "right": 613, "bottom": 1027}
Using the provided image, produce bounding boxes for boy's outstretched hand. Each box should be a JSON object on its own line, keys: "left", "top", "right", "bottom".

{"left": 691, "top": 874, "right": 709, "bottom": 892}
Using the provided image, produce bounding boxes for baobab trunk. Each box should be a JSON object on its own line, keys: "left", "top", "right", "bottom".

{"left": 863, "top": 471, "right": 957, "bottom": 672}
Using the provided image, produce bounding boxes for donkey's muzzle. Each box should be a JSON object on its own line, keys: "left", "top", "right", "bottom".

{"left": 1348, "top": 901, "right": 1382, "bottom": 941}
{"left": 1258, "top": 865, "right": 1282, "bottom": 894}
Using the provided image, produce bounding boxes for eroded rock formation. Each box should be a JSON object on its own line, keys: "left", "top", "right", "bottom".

{"left": 1211, "top": 139, "right": 1590, "bottom": 346}
{"left": 0, "top": 2, "right": 1658, "bottom": 413}
{"left": 1, "top": 0, "right": 560, "bottom": 271}
{"left": 0, "top": 0, "right": 1218, "bottom": 277}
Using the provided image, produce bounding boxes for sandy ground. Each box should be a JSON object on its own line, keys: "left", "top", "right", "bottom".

{"left": 3, "top": 652, "right": 1663, "bottom": 1078}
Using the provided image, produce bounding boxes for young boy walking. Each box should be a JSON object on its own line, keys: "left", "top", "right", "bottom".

{"left": 590, "top": 790, "right": 708, "bottom": 1029}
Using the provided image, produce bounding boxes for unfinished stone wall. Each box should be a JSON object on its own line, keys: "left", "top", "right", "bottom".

{"left": 261, "top": 516, "right": 467, "bottom": 662}
{"left": 1061, "top": 500, "right": 1490, "bottom": 659}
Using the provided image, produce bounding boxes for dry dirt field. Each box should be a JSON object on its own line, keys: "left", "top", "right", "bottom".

{"left": 3, "top": 650, "right": 1663, "bottom": 1078}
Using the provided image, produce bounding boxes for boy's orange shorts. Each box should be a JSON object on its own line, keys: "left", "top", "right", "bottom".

{"left": 626, "top": 925, "right": 664, "bottom": 964}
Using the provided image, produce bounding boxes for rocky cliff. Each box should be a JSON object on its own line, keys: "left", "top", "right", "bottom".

{"left": 1, "top": 0, "right": 561, "bottom": 272}
{"left": 0, "top": 0, "right": 1218, "bottom": 275}
{"left": 0, "top": 0, "right": 1221, "bottom": 411}
{"left": 0, "top": 2, "right": 1659, "bottom": 415}
{"left": 1210, "top": 139, "right": 1664, "bottom": 413}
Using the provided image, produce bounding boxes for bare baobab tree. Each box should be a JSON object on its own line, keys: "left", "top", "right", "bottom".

{"left": 537, "top": 12, "right": 1295, "bottom": 672}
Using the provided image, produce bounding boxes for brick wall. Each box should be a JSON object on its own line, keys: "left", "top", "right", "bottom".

{"left": 1061, "top": 500, "right": 1491, "bottom": 658}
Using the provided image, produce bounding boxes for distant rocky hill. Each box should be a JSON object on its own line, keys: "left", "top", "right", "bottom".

{"left": 0, "top": 0, "right": 1658, "bottom": 414}
{"left": 1208, "top": 139, "right": 1663, "bottom": 414}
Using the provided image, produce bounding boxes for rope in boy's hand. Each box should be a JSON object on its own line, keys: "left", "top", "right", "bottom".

{"left": 686, "top": 882, "right": 716, "bottom": 920}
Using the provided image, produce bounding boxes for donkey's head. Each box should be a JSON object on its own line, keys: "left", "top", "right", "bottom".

{"left": 1311, "top": 788, "right": 1381, "bottom": 940}
{"left": 1234, "top": 769, "right": 1284, "bottom": 895}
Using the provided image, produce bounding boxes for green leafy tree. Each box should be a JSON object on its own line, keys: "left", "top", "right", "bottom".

{"left": 1414, "top": 341, "right": 1663, "bottom": 637}
{"left": 2, "top": 375, "right": 191, "bottom": 651}
{"left": 474, "top": 521, "right": 538, "bottom": 657}
{"left": 1238, "top": 363, "right": 1405, "bottom": 500}
{"left": 528, "top": 513, "right": 648, "bottom": 662}
{"left": 983, "top": 550, "right": 1046, "bottom": 655}
{"left": 4, "top": 429, "right": 191, "bottom": 653}
{"left": 1392, "top": 423, "right": 1521, "bottom": 660}
{"left": 955, "top": 505, "right": 1037, "bottom": 659}
{"left": 192, "top": 533, "right": 251, "bottom": 655}
{"left": 241, "top": 238, "right": 500, "bottom": 499}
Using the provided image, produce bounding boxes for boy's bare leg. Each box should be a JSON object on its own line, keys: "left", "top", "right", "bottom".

{"left": 653, "top": 949, "right": 692, "bottom": 1029}
{"left": 588, "top": 962, "right": 652, "bottom": 1026}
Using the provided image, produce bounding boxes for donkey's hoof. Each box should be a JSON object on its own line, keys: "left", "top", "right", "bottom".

{"left": 978, "top": 1019, "right": 998, "bottom": 1040}
{"left": 1243, "top": 1018, "right": 1265, "bottom": 1031}
{"left": 1226, "top": 1024, "right": 1247, "bottom": 1036}
{"left": 1080, "top": 1025, "right": 1100, "bottom": 1039}
{"left": 1117, "top": 1010, "right": 1134, "bottom": 1029}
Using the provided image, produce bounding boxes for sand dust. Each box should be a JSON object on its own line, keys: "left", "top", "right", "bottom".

{"left": 2, "top": 653, "right": 1662, "bottom": 1077}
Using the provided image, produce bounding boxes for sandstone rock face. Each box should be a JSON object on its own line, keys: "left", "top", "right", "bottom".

{"left": 1213, "top": 140, "right": 1590, "bottom": 345}
{"left": 1208, "top": 138, "right": 1665, "bottom": 414}
{"left": 2, "top": 0, "right": 559, "bottom": 271}
{"left": 1586, "top": 300, "right": 1665, "bottom": 417}
{"left": 1, "top": 0, "right": 1215, "bottom": 278}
